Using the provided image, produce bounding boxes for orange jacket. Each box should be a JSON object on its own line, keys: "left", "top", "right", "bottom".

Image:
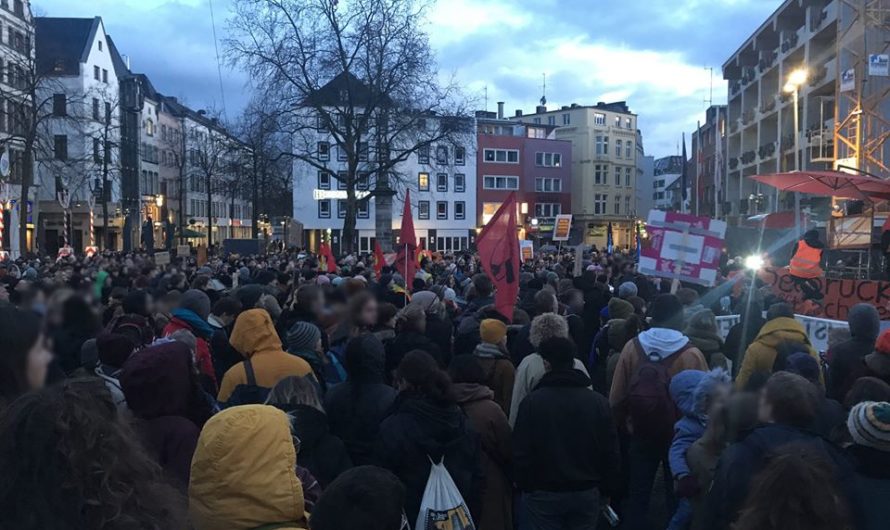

{"left": 789, "top": 240, "right": 823, "bottom": 279}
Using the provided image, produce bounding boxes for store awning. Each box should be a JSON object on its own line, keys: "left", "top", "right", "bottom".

{"left": 177, "top": 228, "right": 207, "bottom": 238}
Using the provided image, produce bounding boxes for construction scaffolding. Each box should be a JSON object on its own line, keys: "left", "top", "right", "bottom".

{"left": 834, "top": 0, "right": 890, "bottom": 177}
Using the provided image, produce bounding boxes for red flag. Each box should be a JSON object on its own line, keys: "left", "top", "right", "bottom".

{"left": 373, "top": 240, "right": 385, "bottom": 275}
{"left": 395, "top": 189, "right": 416, "bottom": 285}
{"left": 477, "top": 192, "right": 520, "bottom": 322}
{"left": 319, "top": 243, "right": 337, "bottom": 273}
{"left": 415, "top": 238, "right": 424, "bottom": 264}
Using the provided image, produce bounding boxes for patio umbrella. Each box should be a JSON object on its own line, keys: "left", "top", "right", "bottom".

{"left": 751, "top": 170, "right": 890, "bottom": 202}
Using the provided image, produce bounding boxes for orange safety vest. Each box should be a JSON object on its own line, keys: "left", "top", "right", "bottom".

{"left": 789, "top": 240, "right": 823, "bottom": 279}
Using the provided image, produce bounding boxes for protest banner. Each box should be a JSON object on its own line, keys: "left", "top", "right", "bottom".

{"left": 552, "top": 214, "right": 572, "bottom": 241}
{"left": 154, "top": 251, "right": 171, "bottom": 266}
{"left": 519, "top": 240, "right": 534, "bottom": 262}
{"left": 638, "top": 210, "right": 726, "bottom": 287}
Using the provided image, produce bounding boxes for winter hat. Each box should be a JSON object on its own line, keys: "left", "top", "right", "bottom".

{"left": 180, "top": 289, "right": 212, "bottom": 320}
{"left": 480, "top": 319, "right": 508, "bottom": 345}
{"left": 618, "top": 281, "right": 638, "bottom": 299}
{"left": 648, "top": 294, "right": 685, "bottom": 330}
{"left": 875, "top": 329, "right": 890, "bottom": 355}
{"left": 608, "top": 297, "right": 634, "bottom": 321}
{"left": 848, "top": 401, "right": 890, "bottom": 452}
{"left": 785, "top": 352, "right": 821, "bottom": 384}
{"left": 286, "top": 321, "right": 321, "bottom": 353}
{"left": 97, "top": 332, "right": 137, "bottom": 368}
{"left": 848, "top": 303, "right": 881, "bottom": 342}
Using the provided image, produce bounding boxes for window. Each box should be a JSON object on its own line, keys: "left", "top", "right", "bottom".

{"left": 482, "top": 175, "right": 519, "bottom": 190}
{"left": 436, "top": 145, "right": 448, "bottom": 165}
{"left": 533, "top": 117, "right": 541, "bottom": 124}
{"left": 436, "top": 201, "right": 448, "bottom": 220}
{"left": 102, "top": 69, "right": 108, "bottom": 83}
{"left": 92, "top": 98, "right": 100, "bottom": 120}
{"left": 317, "top": 141, "right": 330, "bottom": 161}
{"left": 93, "top": 138, "right": 101, "bottom": 163}
{"left": 418, "top": 172, "right": 429, "bottom": 191}
{"left": 625, "top": 167, "right": 632, "bottom": 187}
{"left": 454, "top": 173, "right": 465, "bottom": 192}
{"left": 337, "top": 171, "right": 347, "bottom": 190}
{"left": 625, "top": 141, "right": 633, "bottom": 159}
{"left": 52, "top": 94, "right": 66, "bottom": 116}
{"left": 615, "top": 139, "right": 623, "bottom": 158}
{"left": 594, "top": 164, "right": 606, "bottom": 184}
{"left": 455, "top": 201, "right": 465, "bottom": 220}
{"left": 483, "top": 148, "right": 519, "bottom": 164}
{"left": 418, "top": 200, "right": 430, "bottom": 220}
{"left": 318, "top": 171, "right": 331, "bottom": 190}
{"left": 54, "top": 135, "right": 67, "bottom": 160}
{"left": 595, "top": 135, "right": 609, "bottom": 156}
{"left": 562, "top": 113, "right": 571, "bottom": 125}
{"left": 98, "top": 40, "right": 103, "bottom": 52}
{"left": 357, "top": 172, "right": 369, "bottom": 191}
{"left": 357, "top": 200, "right": 369, "bottom": 219}
{"left": 594, "top": 113, "right": 606, "bottom": 126}
{"left": 625, "top": 196, "right": 631, "bottom": 214}
{"left": 535, "top": 177, "right": 562, "bottom": 192}
{"left": 547, "top": 116, "right": 556, "bottom": 126}
{"left": 318, "top": 200, "right": 331, "bottom": 218}
{"left": 614, "top": 195, "right": 621, "bottom": 215}
{"left": 358, "top": 142, "right": 368, "bottom": 161}
{"left": 593, "top": 194, "right": 608, "bottom": 214}
{"left": 625, "top": 117, "right": 632, "bottom": 129}
{"left": 93, "top": 65, "right": 100, "bottom": 80}
{"left": 535, "top": 152, "right": 562, "bottom": 167}
{"left": 337, "top": 200, "right": 347, "bottom": 218}
{"left": 455, "top": 146, "right": 465, "bottom": 165}
{"left": 534, "top": 203, "right": 562, "bottom": 217}
{"left": 614, "top": 166, "right": 621, "bottom": 186}
{"left": 615, "top": 116, "right": 621, "bottom": 127}
{"left": 436, "top": 173, "right": 448, "bottom": 192}
{"left": 337, "top": 146, "right": 347, "bottom": 162}
{"left": 145, "top": 119, "right": 154, "bottom": 136}
{"left": 418, "top": 145, "right": 430, "bottom": 164}
{"left": 105, "top": 102, "right": 111, "bottom": 124}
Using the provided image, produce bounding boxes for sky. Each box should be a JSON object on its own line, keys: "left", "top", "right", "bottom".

{"left": 34, "top": 0, "right": 780, "bottom": 158}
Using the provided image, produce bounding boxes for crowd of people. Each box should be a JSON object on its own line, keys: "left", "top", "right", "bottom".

{"left": 0, "top": 245, "right": 887, "bottom": 530}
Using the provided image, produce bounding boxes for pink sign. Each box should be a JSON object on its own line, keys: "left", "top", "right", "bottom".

{"left": 638, "top": 210, "right": 727, "bottom": 286}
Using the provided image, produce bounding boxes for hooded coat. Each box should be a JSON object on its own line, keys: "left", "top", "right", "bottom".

{"left": 217, "top": 309, "right": 313, "bottom": 403}
{"left": 119, "top": 342, "right": 202, "bottom": 487}
{"left": 735, "top": 317, "right": 818, "bottom": 389}
{"left": 667, "top": 369, "right": 729, "bottom": 479}
{"left": 189, "top": 405, "right": 308, "bottom": 530}
{"left": 472, "top": 342, "right": 515, "bottom": 415}
{"left": 164, "top": 309, "right": 216, "bottom": 387}
{"left": 324, "top": 335, "right": 398, "bottom": 465}
{"left": 827, "top": 304, "right": 880, "bottom": 401}
{"left": 453, "top": 383, "right": 513, "bottom": 530}
{"left": 374, "top": 392, "right": 483, "bottom": 525}
{"left": 273, "top": 403, "right": 352, "bottom": 488}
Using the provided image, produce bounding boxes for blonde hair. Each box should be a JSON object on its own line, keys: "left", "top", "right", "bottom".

{"left": 265, "top": 375, "right": 324, "bottom": 411}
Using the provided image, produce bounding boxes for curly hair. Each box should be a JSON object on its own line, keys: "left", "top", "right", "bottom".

{"left": 0, "top": 378, "right": 187, "bottom": 529}
{"left": 529, "top": 312, "right": 569, "bottom": 348}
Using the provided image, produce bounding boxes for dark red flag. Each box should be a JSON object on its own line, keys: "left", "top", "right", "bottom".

{"left": 477, "top": 192, "right": 520, "bottom": 321}
{"left": 395, "top": 190, "right": 416, "bottom": 285}
{"left": 373, "top": 240, "right": 385, "bottom": 276}
{"left": 319, "top": 242, "right": 337, "bottom": 273}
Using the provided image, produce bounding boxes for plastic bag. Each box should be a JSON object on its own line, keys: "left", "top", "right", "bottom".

{"left": 415, "top": 458, "right": 476, "bottom": 530}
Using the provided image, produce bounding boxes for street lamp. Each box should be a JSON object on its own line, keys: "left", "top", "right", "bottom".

{"left": 784, "top": 67, "right": 807, "bottom": 238}
{"left": 155, "top": 194, "right": 164, "bottom": 208}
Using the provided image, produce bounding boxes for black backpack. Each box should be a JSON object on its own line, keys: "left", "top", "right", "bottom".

{"left": 220, "top": 358, "right": 270, "bottom": 408}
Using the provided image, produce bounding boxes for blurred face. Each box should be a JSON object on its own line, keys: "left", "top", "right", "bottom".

{"left": 359, "top": 299, "right": 378, "bottom": 327}
{"left": 707, "top": 383, "right": 732, "bottom": 417}
{"left": 757, "top": 389, "right": 774, "bottom": 424}
{"left": 26, "top": 334, "right": 51, "bottom": 391}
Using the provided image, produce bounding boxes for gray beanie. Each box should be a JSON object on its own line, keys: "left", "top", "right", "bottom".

{"left": 180, "top": 289, "right": 211, "bottom": 320}
{"left": 618, "top": 281, "right": 638, "bottom": 299}
{"left": 287, "top": 321, "right": 322, "bottom": 353}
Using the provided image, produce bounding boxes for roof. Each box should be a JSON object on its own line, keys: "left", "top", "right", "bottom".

{"left": 159, "top": 94, "right": 247, "bottom": 147}
{"left": 521, "top": 100, "right": 635, "bottom": 117}
{"left": 304, "top": 71, "right": 389, "bottom": 108}
{"left": 35, "top": 17, "right": 101, "bottom": 76}
{"left": 106, "top": 34, "right": 131, "bottom": 78}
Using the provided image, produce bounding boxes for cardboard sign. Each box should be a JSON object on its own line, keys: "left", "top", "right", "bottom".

{"left": 519, "top": 240, "right": 534, "bottom": 262}
{"left": 177, "top": 244, "right": 191, "bottom": 257}
{"left": 758, "top": 266, "right": 890, "bottom": 321}
{"left": 154, "top": 251, "right": 171, "bottom": 266}
{"left": 196, "top": 246, "right": 208, "bottom": 267}
{"left": 552, "top": 214, "right": 573, "bottom": 241}
{"left": 638, "top": 210, "right": 727, "bottom": 287}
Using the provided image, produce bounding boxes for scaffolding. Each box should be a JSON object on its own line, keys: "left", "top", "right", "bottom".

{"left": 834, "top": 0, "right": 890, "bottom": 177}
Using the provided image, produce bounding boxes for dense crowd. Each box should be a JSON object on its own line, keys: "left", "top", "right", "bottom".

{"left": 0, "top": 246, "right": 888, "bottom": 530}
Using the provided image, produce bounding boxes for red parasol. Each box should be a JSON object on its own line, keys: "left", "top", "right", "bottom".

{"left": 750, "top": 170, "right": 890, "bottom": 202}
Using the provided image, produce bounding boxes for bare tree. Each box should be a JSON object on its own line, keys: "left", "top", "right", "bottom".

{"left": 158, "top": 109, "right": 188, "bottom": 244}
{"left": 227, "top": 0, "right": 473, "bottom": 253}
{"left": 82, "top": 85, "right": 123, "bottom": 250}
{"left": 185, "top": 113, "right": 235, "bottom": 247}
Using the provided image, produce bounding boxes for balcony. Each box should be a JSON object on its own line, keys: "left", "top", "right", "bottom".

{"left": 780, "top": 32, "right": 800, "bottom": 54}
{"left": 759, "top": 98, "right": 776, "bottom": 115}
{"left": 758, "top": 51, "right": 777, "bottom": 73}
{"left": 740, "top": 150, "right": 757, "bottom": 165}
{"left": 758, "top": 142, "right": 777, "bottom": 160}
{"left": 809, "top": 8, "right": 829, "bottom": 32}
{"left": 741, "top": 110, "right": 756, "bottom": 125}
{"left": 741, "top": 66, "right": 757, "bottom": 85}
{"left": 731, "top": 81, "right": 741, "bottom": 96}
{"left": 729, "top": 158, "right": 739, "bottom": 170}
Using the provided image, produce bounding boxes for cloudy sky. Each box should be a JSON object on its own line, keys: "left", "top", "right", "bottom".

{"left": 34, "top": 0, "right": 779, "bottom": 157}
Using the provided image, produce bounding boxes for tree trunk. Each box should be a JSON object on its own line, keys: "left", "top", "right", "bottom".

{"left": 206, "top": 175, "right": 213, "bottom": 247}
{"left": 251, "top": 154, "right": 259, "bottom": 239}
{"left": 342, "top": 185, "right": 357, "bottom": 255}
{"left": 102, "top": 155, "right": 110, "bottom": 250}
{"left": 17, "top": 152, "right": 30, "bottom": 257}
{"left": 178, "top": 164, "right": 185, "bottom": 244}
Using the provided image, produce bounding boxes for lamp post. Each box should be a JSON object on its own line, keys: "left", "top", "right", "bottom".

{"left": 784, "top": 67, "right": 807, "bottom": 238}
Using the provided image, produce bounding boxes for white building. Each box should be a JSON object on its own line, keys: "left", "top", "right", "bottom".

{"left": 652, "top": 155, "right": 684, "bottom": 211}
{"left": 635, "top": 129, "right": 655, "bottom": 218}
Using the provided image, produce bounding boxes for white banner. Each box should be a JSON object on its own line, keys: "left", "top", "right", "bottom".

{"left": 716, "top": 313, "right": 890, "bottom": 354}
{"left": 869, "top": 54, "right": 889, "bottom": 77}
{"left": 841, "top": 68, "right": 856, "bottom": 92}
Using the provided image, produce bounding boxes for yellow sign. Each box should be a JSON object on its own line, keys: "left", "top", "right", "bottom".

{"left": 520, "top": 240, "right": 534, "bottom": 262}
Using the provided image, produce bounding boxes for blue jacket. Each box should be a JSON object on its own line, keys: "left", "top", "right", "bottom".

{"left": 668, "top": 369, "right": 729, "bottom": 479}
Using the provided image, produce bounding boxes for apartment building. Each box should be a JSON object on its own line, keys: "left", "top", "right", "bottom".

{"left": 652, "top": 155, "right": 685, "bottom": 211}
{"left": 635, "top": 129, "right": 655, "bottom": 219}
{"left": 690, "top": 105, "right": 728, "bottom": 218}
{"left": 514, "top": 101, "right": 639, "bottom": 249}
{"left": 476, "top": 106, "right": 571, "bottom": 242}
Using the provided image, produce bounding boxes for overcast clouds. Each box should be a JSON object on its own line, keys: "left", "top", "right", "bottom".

{"left": 34, "top": 0, "right": 779, "bottom": 156}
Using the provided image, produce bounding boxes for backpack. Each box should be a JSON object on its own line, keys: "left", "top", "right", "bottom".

{"left": 221, "top": 358, "right": 270, "bottom": 408}
{"left": 416, "top": 457, "right": 476, "bottom": 530}
{"left": 625, "top": 338, "right": 689, "bottom": 446}
{"left": 589, "top": 323, "right": 611, "bottom": 371}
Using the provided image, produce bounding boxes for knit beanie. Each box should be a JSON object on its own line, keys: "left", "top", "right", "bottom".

{"left": 876, "top": 329, "right": 890, "bottom": 355}
{"left": 180, "top": 289, "right": 212, "bottom": 320}
{"left": 480, "top": 319, "right": 507, "bottom": 345}
{"left": 648, "top": 294, "right": 685, "bottom": 329}
{"left": 848, "top": 401, "right": 890, "bottom": 452}
{"left": 618, "top": 281, "right": 638, "bottom": 299}
{"left": 608, "top": 297, "right": 634, "bottom": 321}
{"left": 287, "top": 321, "right": 322, "bottom": 353}
{"left": 97, "top": 332, "right": 138, "bottom": 368}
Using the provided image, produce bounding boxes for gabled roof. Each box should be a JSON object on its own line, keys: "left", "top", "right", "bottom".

{"left": 35, "top": 17, "right": 101, "bottom": 76}
{"left": 304, "top": 71, "right": 389, "bottom": 108}
{"left": 106, "top": 34, "right": 130, "bottom": 78}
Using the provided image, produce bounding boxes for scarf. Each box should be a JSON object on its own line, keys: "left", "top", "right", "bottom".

{"left": 171, "top": 308, "right": 215, "bottom": 339}
{"left": 473, "top": 342, "right": 507, "bottom": 359}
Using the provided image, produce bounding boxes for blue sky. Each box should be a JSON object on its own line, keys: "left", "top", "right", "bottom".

{"left": 34, "top": 0, "right": 779, "bottom": 157}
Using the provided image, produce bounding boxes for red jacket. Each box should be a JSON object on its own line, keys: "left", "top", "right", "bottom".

{"left": 164, "top": 317, "right": 217, "bottom": 388}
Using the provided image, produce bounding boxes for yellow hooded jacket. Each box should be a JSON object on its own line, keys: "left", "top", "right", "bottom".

{"left": 189, "top": 405, "right": 308, "bottom": 530}
{"left": 736, "top": 316, "right": 819, "bottom": 389}
{"left": 218, "top": 309, "right": 313, "bottom": 403}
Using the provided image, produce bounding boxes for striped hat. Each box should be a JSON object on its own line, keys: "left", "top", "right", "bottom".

{"left": 286, "top": 321, "right": 322, "bottom": 353}
{"left": 848, "top": 401, "right": 890, "bottom": 452}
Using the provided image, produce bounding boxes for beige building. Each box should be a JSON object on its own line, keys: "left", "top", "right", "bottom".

{"left": 515, "top": 101, "right": 639, "bottom": 248}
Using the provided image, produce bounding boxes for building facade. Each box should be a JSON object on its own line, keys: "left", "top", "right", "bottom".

{"left": 514, "top": 101, "right": 639, "bottom": 249}
{"left": 652, "top": 155, "right": 684, "bottom": 211}
{"left": 476, "top": 109, "right": 571, "bottom": 242}
{"left": 635, "top": 129, "right": 655, "bottom": 218}
{"left": 689, "top": 105, "right": 728, "bottom": 218}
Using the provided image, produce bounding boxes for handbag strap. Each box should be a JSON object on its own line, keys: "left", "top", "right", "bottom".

{"left": 244, "top": 358, "right": 257, "bottom": 386}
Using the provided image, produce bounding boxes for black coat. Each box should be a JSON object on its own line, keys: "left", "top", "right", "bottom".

{"left": 280, "top": 404, "right": 352, "bottom": 488}
{"left": 703, "top": 423, "right": 857, "bottom": 530}
{"left": 325, "top": 379, "right": 397, "bottom": 466}
{"left": 827, "top": 337, "right": 875, "bottom": 401}
{"left": 425, "top": 314, "right": 453, "bottom": 366}
{"left": 846, "top": 444, "right": 890, "bottom": 530}
{"left": 385, "top": 331, "right": 444, "bottom": 374}
{"left": 374, "top": 393, "right": 483, "bottom": 525}
{"left": 723, "top": 315, "right": 765, "bottom": 377}
{"left": 512, "top": 369, "right": 620, "bottom": 494}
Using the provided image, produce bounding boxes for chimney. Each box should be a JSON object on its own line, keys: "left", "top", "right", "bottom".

{"left": 535, "top": 105, "right": 546, "bottom": 114}
{"left": 497, "top": 101, "right": 505, "bottom": 120}
{"left": 515, "top": 109, "right": 523, "bottom": 117}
